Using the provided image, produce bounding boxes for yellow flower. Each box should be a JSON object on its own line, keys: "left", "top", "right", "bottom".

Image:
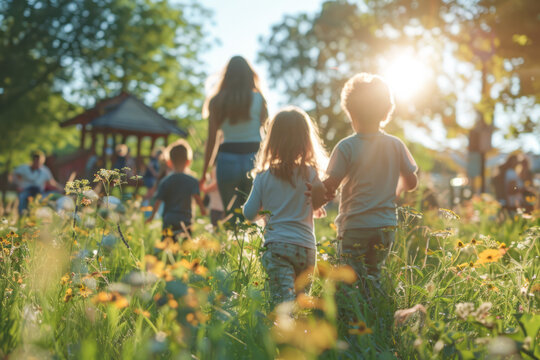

{"left": 64, "top": 288, "right": 73, "bottom": 303}
{"left": 476, "top": 249, "right": 502, "bottom": 265}
{"left": 134, "top": 308, "right": 150, "bottom": 318}
{"left": 456, "top": 240, "right": 465, "bottom": 249}
{"left": 348, "top": 321, "right": 373, "bottom": 335}
{"left": 60, "top": 273, "right": 71, "bottom": 285}
{"left": 79, "top": 284, "right": 92, "bottom": 298}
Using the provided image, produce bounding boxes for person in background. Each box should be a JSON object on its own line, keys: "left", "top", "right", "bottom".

{"left": 12, "top": 150, "right": 62, "bottom": 215}
{"left": 200, "top": 56, "right": 268, "bottom": 223}
{"left": 201, "top": 167, "right": 224, "bottom": 227}
{"left": 112, "top": 144, "right": 136, "bottom": 178}
{"left": 143, "top": 147, "right": 163, "bottom": 189}
{"left": 146, "top": 140, "right": 206, "bottom": 240}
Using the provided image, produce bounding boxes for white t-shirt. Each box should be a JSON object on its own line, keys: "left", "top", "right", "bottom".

{"left": 13, "top": 164, "right": 53, "bottom": 191}
{"left": 208, "top": 188, "right": 224, "bottom": 211}
{"left": 327, "top": 131, "right": 417, "bottom": 234}
{"left": 243, "top": 166, "right": 318, "bottom": 249}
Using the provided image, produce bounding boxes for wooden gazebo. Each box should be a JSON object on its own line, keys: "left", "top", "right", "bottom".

{"left": 55, "top": 92, "right": 186, "bottom": 182}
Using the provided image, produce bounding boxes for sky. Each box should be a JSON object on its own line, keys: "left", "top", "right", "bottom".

{"left": 199, "top": 0, "right": 325, "bottom": 114}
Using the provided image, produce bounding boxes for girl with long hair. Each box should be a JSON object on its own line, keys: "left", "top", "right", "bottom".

{"left": 243, "top": 107, "right": 327, "bottom": 306}
{"left": 200, "top": 56, "right": 268, "bottom": 222}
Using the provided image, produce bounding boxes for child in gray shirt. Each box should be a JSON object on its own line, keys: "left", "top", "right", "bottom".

{"left": 313, "top": 73, "right": 418, "bottom": 277}
{"left": 243, "top": 106, "right": 327, "bottom": 306}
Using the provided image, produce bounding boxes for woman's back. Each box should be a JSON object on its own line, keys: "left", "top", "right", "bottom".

{"left": 220, "top": 92, "right": 264, "bottom": 143}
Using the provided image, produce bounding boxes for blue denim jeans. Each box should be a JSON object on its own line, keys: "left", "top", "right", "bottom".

{"left": 216, "top": 151, "right": 256, "bottom": 222}
{"left": 18, "top": 186, "right": 41, "bottom": 215}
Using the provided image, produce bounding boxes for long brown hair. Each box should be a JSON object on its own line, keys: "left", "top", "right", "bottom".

{"left": 253, "top": 107, "right": 328, "bottom": 186}
{"left": 203, "top": 56, "right": 264, "bottom": 125}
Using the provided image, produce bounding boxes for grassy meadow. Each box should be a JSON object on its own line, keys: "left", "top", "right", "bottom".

{"left": 0, "top": 172, "right": 539, "bottom": 359}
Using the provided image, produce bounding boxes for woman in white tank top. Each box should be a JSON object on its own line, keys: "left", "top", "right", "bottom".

{"left": 200, "top": 56, "right": 268, "bottom": 223}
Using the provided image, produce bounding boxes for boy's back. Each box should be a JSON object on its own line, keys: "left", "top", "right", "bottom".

{"left": 155, "top": 172, "right": 199, "bottom": 230}
{"left": 327, "top": 131, "right": 417, "bottom": 232}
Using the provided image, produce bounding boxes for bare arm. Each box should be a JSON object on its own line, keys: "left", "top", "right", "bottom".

{"left": 200, "top": 108, "right": 220, "bottom": 187}
{"left": 193, "top": 194, "right": 207, "bottom": 216}
{"left": 396, "top": 172, "right": 418, "bottom": 197}
{"left": 145, "top": 199, "right": 162, "bottom": 223}
{"left": 309, "top": 175, "right": 341, "bottom": 210}
{"left": 201, "top": 181, "right": 218, "bottom": 193}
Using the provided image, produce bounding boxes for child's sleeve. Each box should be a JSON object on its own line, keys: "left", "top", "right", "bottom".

{"left": 326, "top": 142, "right": 349, "bottom": 183}
{"left": 154, "top": 179, "right": 166, "bottom": 201}
{"left": 243, "top": 175, "right": 262, "bottom": 221}
{"left": 399, "top": 140, "right": 418, "bottom": 175}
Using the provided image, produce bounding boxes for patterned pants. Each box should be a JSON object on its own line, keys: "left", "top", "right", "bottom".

{"left": 262, "top": 242, "right": 316, "bottom": 305}
{"left": 338, "top": 228, "right": 395, "bottom": 279}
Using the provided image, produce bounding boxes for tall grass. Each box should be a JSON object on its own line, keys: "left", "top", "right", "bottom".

{"left": 0, "top": 180, "right": 538, "bottom": 359}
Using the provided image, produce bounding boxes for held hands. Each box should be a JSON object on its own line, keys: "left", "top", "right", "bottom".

{"left": 305, "top": 181, "right": 335, "bottom": 210}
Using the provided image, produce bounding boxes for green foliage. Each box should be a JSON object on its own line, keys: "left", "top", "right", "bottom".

{"left": 258, "top": 0, "right": 540, "bottom": 146}
{"left": 0, "top": 0, "right": 211, "bottom": 172}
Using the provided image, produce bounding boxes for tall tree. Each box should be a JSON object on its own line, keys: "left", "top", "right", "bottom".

{"left": 258, "top": 0, "right": 539, "bottom": 148}
{"left": 0, "top": 0, "right": 211, "bottom": 176}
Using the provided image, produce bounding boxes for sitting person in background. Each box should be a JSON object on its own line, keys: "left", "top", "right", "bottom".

{"left": 112, "top": 144, "right": 136, "bottom": 178}
{"left": 145, "top": 140, "right": 206, "bottom": 240}
{"left": 12, "top": 150, "right": 62, "bottom": 215}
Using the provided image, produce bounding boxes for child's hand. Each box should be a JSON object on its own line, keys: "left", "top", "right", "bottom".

{"left": 314, "top": 207, "right": 326, "bottom": 218}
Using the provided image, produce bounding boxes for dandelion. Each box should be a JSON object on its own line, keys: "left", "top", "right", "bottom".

{"left": 476, "top": 249, "right": 502, "bottom": 265}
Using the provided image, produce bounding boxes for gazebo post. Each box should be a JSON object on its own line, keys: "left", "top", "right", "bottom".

{"left": 91, "top": 130, "right": 97, "bottom": 154}
{"left": 136, "top": 135, "right": 142, "bottom": 172}
{"left": 80, "top": 125, "right": 87, "bottom": 149}
{"left": 102, "top": 132, "right": 109, "bottom": 168}
{"left": 121, "top": 134, "right": 128, "bottom": 145}
{"left": 150, "top": 136, "right": 157, "bottom": 152}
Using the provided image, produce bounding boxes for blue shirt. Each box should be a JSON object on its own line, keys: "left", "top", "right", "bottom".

{"left": 221, "top": 92, "right": 264, "bottom": 143}
{"left": 243, "top": 166, "right": 318, "bottom": 249}
{"left": 155, "top": 172, "right": 199, "bottom": 230}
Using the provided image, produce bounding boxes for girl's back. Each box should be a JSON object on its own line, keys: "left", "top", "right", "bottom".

{"left": 244, "top": 167, "right": 317, "bottom": 249}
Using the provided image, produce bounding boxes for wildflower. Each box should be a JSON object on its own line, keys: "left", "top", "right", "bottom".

{"left": 487, "top": 336, "right": 518, "bottom": 357}
{"left": 297, "top": 293, "right": 325, "bottom": 310}
{"left": 470, "top": 238, "right": 480, "bottom": 246}
{"left": 80, "top": 197, "right": 92, "bottom": 206}
{"left": 394, "top": 304, "right": 427, "bottom": 326}
{"left": 498, "top": 242, "right": 507, "bottom": 249}
{"left": 456, "top": 240, "right": 465, "bottom": 250}
{"left": 60, "top": 273, "right": 71, "bottom": 285}
{"left": 473, "top": 302, "right": 492, "bottom": 324}
{"left": 476, "top": 249, "right": 502, "bottom": 265}
{"left": 64, "top": 288, "right": 73, "bottom": 303}
{"left": 455, "top": 302, "right": 475, "bottom": 320}
{"left": 134, "top": 308, "right": 150, "bottom": 318}
{"left": 79, "top": 284, "right": 92, "bottom": 298}
{"left": 348, "top": 321, "right": 372, "bottom": 335}
{"left": 431, "top": 340, "right": 444, "bottom": 353}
